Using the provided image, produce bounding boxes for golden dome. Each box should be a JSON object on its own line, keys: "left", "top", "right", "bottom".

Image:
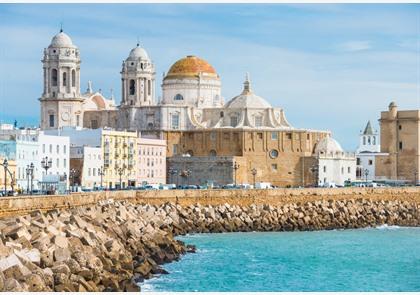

{"left": 166, "top": 55, "right": 218, "bottom": 79}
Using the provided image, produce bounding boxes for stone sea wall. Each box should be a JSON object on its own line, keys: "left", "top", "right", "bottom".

{"left": 0, "top": 192, "right": 419, "bottom": 291}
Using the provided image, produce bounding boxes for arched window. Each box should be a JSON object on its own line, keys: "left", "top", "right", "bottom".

{"left": 63, "top": 72, "right": 67, "bottom": 86}
{"left": 367, "top": 136, "right": 371, "bottom": 144}
{"left": 147, "top": 80, "right": 151, "bottom": 96}
{"left": 52, "top": 69, "right": 58, "bottom": 86}
{"left": 129, "top": 80, "right": 135, "bottom": 95}
{"left": 363, "top": 136, "right": 366, "bottom": 145}
{"left": 373, "top": 136, "right": 376, "bottom": 145}
{"left": 71, "top": 70, "right": 76, "bottom": 87}
{"left": 220, "top": 111, "right": 224, "bottom": 118}
{"left": 174, "top": 94, "right": 183, "bottom": 101}
{"left": 209, "top": 150, "right": 217, "bottom": 157}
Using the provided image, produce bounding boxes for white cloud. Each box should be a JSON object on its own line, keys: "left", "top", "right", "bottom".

{"left": 337, "top": 41, "right": 372, "bottom": 52}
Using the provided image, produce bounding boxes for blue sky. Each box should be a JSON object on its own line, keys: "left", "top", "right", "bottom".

{"left": 0, "top": 4, "right": 419, "bottom": 150}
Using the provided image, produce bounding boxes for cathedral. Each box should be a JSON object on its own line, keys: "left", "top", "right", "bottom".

{"left": 40, "top": 30, "right": 354, "bottom": 187}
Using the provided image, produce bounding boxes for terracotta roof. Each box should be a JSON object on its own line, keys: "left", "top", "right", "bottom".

{"left": 166, "top": 55, "right": 217, "bottom": 78}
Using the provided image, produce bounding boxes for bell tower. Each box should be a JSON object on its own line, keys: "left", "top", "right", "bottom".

{"left": 40, "top": 29, "right": 83, "bottom": 129}
{"left": 121, "top": 43, "right": 155, "bottom": 107}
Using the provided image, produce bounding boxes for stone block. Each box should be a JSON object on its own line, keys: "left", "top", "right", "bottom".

{"left": 53, "top": 236, "right": 69, "bottom": 249}
{"left": 53, "top": 247, "right": 71, "bottom": 262}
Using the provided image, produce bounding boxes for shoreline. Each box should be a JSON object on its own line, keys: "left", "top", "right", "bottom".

{"left": 0, "top": 193, "right": 418, "bottom": 291}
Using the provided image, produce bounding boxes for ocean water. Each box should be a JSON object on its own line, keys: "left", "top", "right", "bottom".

{"left": 142, "top": 226, "right": 420, "bottom": 291}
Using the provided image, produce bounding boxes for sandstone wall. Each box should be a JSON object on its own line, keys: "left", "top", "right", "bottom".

{"left": 0, "top": 187, "right": 419, "bottom": 218}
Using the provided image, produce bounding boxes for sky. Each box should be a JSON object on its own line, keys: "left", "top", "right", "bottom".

{"left": 0, "top": 3, "right": 419, "bottom": 150}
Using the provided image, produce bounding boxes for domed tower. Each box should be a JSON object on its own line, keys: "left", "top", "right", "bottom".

{"left": 121, "top": 44, "right": 155, "bottom": 107}
{"left": 40, "top": 29, "right": 83, "bottom": 129}
{"left": 162, "top": 55, "right": 222, "bottom": 108}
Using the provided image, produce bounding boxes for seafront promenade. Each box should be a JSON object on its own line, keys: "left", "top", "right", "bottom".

{"left": 0, "top": 187, "right": 419, "bottom": 291}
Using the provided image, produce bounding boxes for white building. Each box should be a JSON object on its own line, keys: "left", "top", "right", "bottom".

{"left": 0, "top": 128, "right": 70, "bottom": 192}
{"left": 314, "top": 136, "right": 356, "bottom": 187}
{"left": 15, "top": 134, "right": 40, "bottom": 191}
{"left": 137, "top": 137, "right": 166, "bottom": 185}
{"left": 355, "top": 121, "right": 386, "bottom": 181}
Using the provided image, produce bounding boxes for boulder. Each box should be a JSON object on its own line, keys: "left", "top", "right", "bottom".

{"left": 23, "top": 273, "right": 47, "bottom": 292}
{"left": 53, "top": 247, "right": 71, "bottom": 262}
{"left": 53, "top": 236, "right": 69, "bottom": 249}
{"left": 3, "top": 278, "right": 24, "bottom": 291}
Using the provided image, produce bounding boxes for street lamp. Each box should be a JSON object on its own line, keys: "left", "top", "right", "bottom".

{"left": 117, "top": 167, "right": 125, "bottom": 189}
{"left": 2, "top": 158, "right": 8, "bottom": 195}
{"left": 41, "top": 157, "right": 52, "bottom": 174}
{"left": 26, "top": 162, "right": 34, "bottom": 195}
{"left": 414, "top": 169, "right": 418, "bottom": 186}
{"left": 251, "top": 168, "right": 257, "bottom": 188}
{"left": 185, "top": 169, "right": 192, "bottom": 186}
{"left": 233, "top": 161, "right": 240, "bottom": 187}
{"left": 310, "top": 164, "right": 319, "bottom": 187}
{"left": 98, "top": 166, "right": 105, "bottom": 189}
{"left": 364, "top": 169, "right": 369, "bottom": 183}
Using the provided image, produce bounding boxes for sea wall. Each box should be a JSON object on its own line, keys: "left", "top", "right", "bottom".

{"left": 0, "top": 187, "right": 419, "bottom": 218}
{"left": 0, "top": 188, "right": 419, "bottom": 291}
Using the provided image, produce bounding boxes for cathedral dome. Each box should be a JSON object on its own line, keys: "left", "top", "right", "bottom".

{"left": 127, "top": 44, "right": 149, "bottom": 60}
{"left": 314, "top": 137, "right": 344, "bottom": 154}
{"left": 225, "top": 74, "right": 272, "bottom": 109}
{"left": 49, "top": 31, "right": 75, "bottom": 48}
{"left": 165, "top": 55, "right": 218, "bottom": 79}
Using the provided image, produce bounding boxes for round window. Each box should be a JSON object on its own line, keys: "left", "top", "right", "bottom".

{"left": 269, "top": 149, "right": 279, "bottom": 158}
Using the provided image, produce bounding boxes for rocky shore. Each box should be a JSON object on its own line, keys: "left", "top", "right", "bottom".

{"left": 0, "top": 197, "right": 419, "bottom": 291}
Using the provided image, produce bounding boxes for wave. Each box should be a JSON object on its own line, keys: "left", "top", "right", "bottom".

{"left": 375, "top": 224, "right": 401, "bottom": 230}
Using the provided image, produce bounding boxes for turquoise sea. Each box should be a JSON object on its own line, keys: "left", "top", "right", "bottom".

{"left": 142, "top": 226, "right": 420, "bottom": 291}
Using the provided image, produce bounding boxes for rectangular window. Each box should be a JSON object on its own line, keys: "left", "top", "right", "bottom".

{"left": 341, "top": 167, "right": 344, "bottom": 174}
{"left": 173, "top": 144, "right": 178, "bottom": 155}
{"left": 76, "top": 115, "right": 80, "bottom": 126}
{"left": 286, "top": 133, "right": 292, "bottom": 140}
{"left": 399, "top": 141, "right": 403, "bottom": 150}
{"left": 210, "top": 132, "right": 216, "bottom": 141}
{"left": 56, "top": 158, "right": 59, "bottom": 168}
{"left": 399, "top": 125, "right": 402, "bottom": 130}
{"left": 348, "top": 167, "right": 351, "bottom": 173}
{"left": 93, "top": 168, "right": 96, "bottom": 176}
{"left": 323, "top": 166, "right": 326, "bottom": 173}
{"left": 171, "top": 114, "right": 180, "bottom": 130}
{"left": 63, "top": 145, "right": 66, "bottom": 154}
{"left": 49, "top": 115, "right": 54, "bottom": 127}
{"left": 88, "top": 168, "right": 91, "bottom": 176}
{"left": 56, "top": 145, "right": 59, "bottom": 154}
{"left": 63, "top": 158, "right": 66, "bottom": 168}
{"left": 356, "top": 158, "right": 361, "bottom": 165}
{"left": 271, "top": 164, "right": 277, "bottom": 171}
{"left": 254, "top": 116, "right": 263, "bottom": 127}
{"left": 368, "top": 160, "right": 373, "bottom": 165}
{"left": 307, "top": 134, "right": 310, "bottom": 140}
{"left": 257, "top": 133, "right": 263, "bottom": 139}
{"left": 42, "top": 144, "right": 45, "bottom": 153}
{"left": 271, "top": 132, "right": 278, "bottom": 140}
{"left": 91, "top": 120, "right": 98, "bottom": 129}
{"left": 230, "top": 116, "right": 238, "bottom": 127}
{"left": 49, "top": 144, "right": 52, "bottom": 153}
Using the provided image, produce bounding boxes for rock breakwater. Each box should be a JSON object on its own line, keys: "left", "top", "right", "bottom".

{"left": 0, "top": 197, "right": 418, "bottom": 291}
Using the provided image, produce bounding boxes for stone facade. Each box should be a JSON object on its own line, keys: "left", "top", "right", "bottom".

{"left": 375, "top": 102, "right": 420, "bottom": 184}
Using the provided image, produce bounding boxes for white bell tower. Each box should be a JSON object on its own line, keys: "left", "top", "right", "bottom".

{"left": 121, "top": 43, "right": 155, "bottom": 107}
{"left": 40, "top": 29, "right": 84, "bottom": 129}
{"left": 357, "top": 121, "right": 380, "bottom": 153}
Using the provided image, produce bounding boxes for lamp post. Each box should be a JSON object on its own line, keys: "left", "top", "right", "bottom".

{"left": 63, "top": 172, "right": 67, "bottom": 194}
{"left": 233, "top": 161, "right": 240, "bottom": 187}
{"left": 26, "top": 162, "right": 34, "bottom": 195}
{"left": 251, "top": 168, "right": 257, "bottom": 188}
{"left": 310, "top": 164, "right": 319, "bottom": 187}
{"left": 117, "top": 167, "right": 125, "bottom": 189}
{"left": 98, "top": 166, "right": 104, "bottom": 189}
{"left": 364, "top": 169, "right": 369, "bottom": 183}
{"left": 414, "top": 169, "right": 418, "bottom": 186}
{"left": 2, "top": 159, "right": 8, "bottom": 195}
{"left": 41, "top": 157, "right": 52, "bottom": 174}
